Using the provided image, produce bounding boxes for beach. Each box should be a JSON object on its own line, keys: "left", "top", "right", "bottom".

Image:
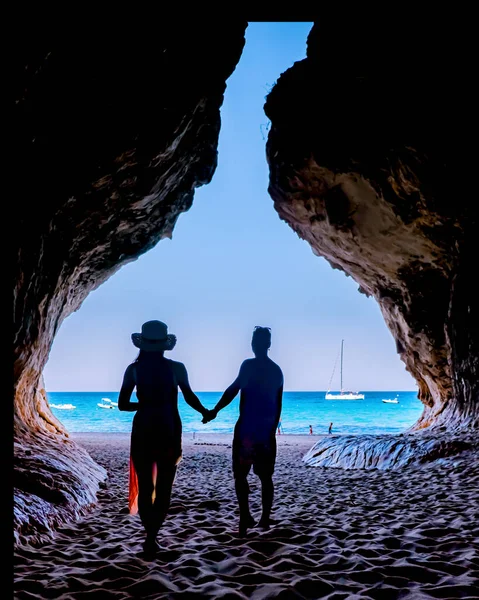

{"left": 14, "top": 432, "right": 479, "bottom": 599}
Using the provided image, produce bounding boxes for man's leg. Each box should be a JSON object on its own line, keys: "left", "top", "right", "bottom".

{"left": 233, "top": 450, "right": 255, "bottom": 536}
{"left": 255, "top": 444, "right": 277, "bottom": 530}
{"left": 257, "top": 472, "right": 274, "bottom": 529}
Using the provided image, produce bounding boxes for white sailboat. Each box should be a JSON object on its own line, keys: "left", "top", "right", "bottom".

{"left": 325, "top": 339, "right": 365, "bottom": 400}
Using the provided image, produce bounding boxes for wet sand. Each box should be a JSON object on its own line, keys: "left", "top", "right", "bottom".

{"left": 14, "top": 432, "right": 479, "bottom": 599}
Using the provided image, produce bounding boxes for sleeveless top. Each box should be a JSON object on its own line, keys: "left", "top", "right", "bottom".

{"left": 131, "top": 355, "right": 182, "bottom": 446}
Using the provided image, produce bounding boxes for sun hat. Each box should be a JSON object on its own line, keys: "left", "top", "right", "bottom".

{"left": 131, "top": 320, "right": 177, "bottom": 352}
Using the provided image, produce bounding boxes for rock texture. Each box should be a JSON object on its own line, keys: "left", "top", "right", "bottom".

{"left": 302, "top": 433, "right": 475, "bottom": 471}
{"left": 13, "top": 20, "right": 246, "bottom": 546}
{"left": 14, "top": 377, "right": 108, "bottom": 546}
{"left": 264, "top": 19, "right": 478, "bottom": 432}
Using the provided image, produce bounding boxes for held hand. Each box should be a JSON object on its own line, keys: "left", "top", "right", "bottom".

{"left": 202, "top": 409, "right": 217, "bottom": 424}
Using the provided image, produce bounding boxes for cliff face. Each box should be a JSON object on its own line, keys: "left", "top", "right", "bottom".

{"left": 264, "top": 21, "right": 478, "bottom": 431}
{"left": 13, "top": 21, "right": 247, "bottom": 546}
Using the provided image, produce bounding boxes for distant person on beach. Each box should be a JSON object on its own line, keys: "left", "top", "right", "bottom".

{"left": 202, "top": 326, "right": 283, "bottom": 536}
{"left": 277, "top": 418, "right": 283, "bottom": 435}
{"left": 328, "top": 422, "right": 333, "bottom": 434}
{"left": 118, "top": 320, "right": 209, "bottom": 555}
{"left": 309, "top": 424, "right": 313, "bottom": 435}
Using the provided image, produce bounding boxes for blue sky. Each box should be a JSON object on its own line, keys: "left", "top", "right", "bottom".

{"left": 43, "top": 22, "right": 417, "bottom": 393}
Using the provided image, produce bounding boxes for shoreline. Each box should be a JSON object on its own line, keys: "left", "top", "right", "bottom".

{"left": 71, "top": 432, "right": 326, "bottom": 443}
{"left": 67, "top": 431, "right": 410, "bottom": 442}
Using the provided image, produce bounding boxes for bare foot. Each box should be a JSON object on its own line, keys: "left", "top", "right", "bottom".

{"left": 257, "top": 517, "right": 279, "bottom": 531}
{"left": 142, "top": 537, "right": 160, "bottom": 556}
{"left": 238, "top": 514, "right": 255, "bottom": 537}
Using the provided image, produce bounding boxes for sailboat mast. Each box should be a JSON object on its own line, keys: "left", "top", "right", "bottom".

{"left": 340, "top": 339, "right": 344, "bottom": 392}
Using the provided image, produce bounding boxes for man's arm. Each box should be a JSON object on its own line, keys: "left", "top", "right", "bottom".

{"left": 177, "top": 363, "right": 208, "bottom": 418}
{"left": 208, "top": 362, "right": 247, "bottom": 419}
{"left": 118, "top": 364, "right": 139, "bottom": 412}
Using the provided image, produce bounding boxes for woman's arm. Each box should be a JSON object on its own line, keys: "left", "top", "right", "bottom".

{"left": 118, "top": 364, "right": 139, "bottom": 412}
{"left": 176, "top": 363, "right": 208, "bottom": 418}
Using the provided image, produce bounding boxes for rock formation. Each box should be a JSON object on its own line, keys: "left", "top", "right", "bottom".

{"left": 13, "top": 20, "right": 247, "bottom": 546}
{"left": 264, "top": 19, "right": 478, "bottom": 434}
{"left": 302, "top": 432, "right": 474, "bottom": 470}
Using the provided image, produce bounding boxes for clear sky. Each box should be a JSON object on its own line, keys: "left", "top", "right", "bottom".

{"left": 43, "top": 22, "right": 417, "bottom": 393}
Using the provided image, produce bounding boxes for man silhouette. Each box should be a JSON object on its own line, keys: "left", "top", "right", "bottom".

{"left": 203, "top": 326, "right": 283, "bottom": 536}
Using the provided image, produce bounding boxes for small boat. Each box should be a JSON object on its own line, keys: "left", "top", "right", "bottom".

{"left": 50, "top": 403, "right": 76, "bottom": 410}
{"left": 97, "top": 403, "right": 115, "bottom": 409}
{"left": 325, "top": 340, "right": 365, "bottom": 400}
{"left": 382, "top": 395, "right": 399, "bottom": 404}
{"left": 102, "top": 398, "right": 118, "bottom": 406}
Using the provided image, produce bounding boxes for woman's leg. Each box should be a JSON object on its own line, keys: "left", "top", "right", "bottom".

{"left": 150, "top": 462, "right": 178, "bottom": 535}
{"left": 132, "top": 456, "right": 155, "bottom": 534}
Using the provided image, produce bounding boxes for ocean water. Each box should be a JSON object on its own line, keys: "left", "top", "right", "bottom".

{"left": 46, "top": 391, "right": 423, "bottom": 436}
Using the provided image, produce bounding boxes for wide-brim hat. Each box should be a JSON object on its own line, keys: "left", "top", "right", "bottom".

{"left": 131, "top": 320, "right": 176, "bottom": 352}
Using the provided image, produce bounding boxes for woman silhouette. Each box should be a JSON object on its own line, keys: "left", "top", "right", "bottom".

{"left": 118, "top": 320, "right": 209, "bottom": 554}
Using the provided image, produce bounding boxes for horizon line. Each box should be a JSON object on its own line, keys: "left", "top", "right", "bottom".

{"left": 46, "top": 389, "right": 419, "bottom": 394}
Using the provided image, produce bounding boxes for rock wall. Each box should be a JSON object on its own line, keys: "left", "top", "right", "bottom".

{"left": 13, "top": 20, "right": 247, "bottom": 546}
{"left": 264, "top": 19, "right": 478, "bottom": 432}
{"left": 14, "top": 376, "right": 108, "bottom": 546}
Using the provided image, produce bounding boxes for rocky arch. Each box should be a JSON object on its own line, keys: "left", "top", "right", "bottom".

{"left": 13, "top": 19, "right": 248, "bottom": 547}
{"left": 13, "top": 18, "right": 477, "bottom": 546}
{"left": 263, "top": 20, "right": 478, "bottom": 432}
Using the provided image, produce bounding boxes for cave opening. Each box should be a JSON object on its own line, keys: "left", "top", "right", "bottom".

{"left": 43, "top": 22, "right": 420, "bottom": 439}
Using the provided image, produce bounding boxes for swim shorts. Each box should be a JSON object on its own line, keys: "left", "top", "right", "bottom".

{"left": 232, "top": 436, "right": 276, "bottom": 477}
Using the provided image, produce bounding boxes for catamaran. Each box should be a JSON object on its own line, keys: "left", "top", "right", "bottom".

{"left": 325, "top": 339, "right": 365, "bottom": 400}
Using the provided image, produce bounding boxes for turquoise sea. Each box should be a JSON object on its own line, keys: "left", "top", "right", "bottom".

{"left": 47, "top": 391, "right": 423, "bottom": 436}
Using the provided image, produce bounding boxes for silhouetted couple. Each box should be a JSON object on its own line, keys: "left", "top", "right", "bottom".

{"left": 118, "top": 321, "right": 283, "bottom": 554}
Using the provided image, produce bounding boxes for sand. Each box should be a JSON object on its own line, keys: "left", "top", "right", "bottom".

{"left": 13, "top": 432, "right": 479, "bottom": 599}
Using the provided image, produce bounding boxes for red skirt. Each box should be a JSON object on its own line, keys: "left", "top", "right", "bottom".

{"left": 128, "top": 454, "right": 181, "bottom": 515}
{"left": 128, "top": 455, "right": 140, "bottom": 515}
